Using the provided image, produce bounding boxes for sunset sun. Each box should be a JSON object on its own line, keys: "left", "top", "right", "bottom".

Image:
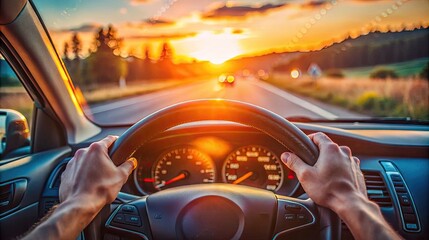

{"left": 188, "top": 32, "right": 243, "bottom": 64}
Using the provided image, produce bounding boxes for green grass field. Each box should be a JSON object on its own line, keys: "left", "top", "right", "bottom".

{"left": 341, "top": 58, "right": 428, "bottom": 78}
{"left": 266, "top": 74, "right": 428, "bottom": 121}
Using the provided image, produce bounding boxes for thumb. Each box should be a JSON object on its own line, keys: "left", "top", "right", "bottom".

{"left": 281, "top": 152, "right": 311, "bottom": 179}
{"left": 118, "top": 157, "right": 138, "bottom": 179}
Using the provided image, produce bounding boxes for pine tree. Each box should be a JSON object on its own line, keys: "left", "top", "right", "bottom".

{"left": 71, "top": 33, "right": 82, "bottom": 60}
{"left": 144, "top": 45, "right": 151, "bottom": 60}
{"left": 63, "top": 42, "right": 70, "bottom": 61}
{"left": 159, "top": 42, "right": 172, "bottom": 61}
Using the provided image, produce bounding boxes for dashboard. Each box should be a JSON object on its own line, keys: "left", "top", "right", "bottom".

{"left": 95, "top": 121, "right": 427, "bottom": 240}
{"left": 130, "top": 130, "right": 299, "bottom": 196}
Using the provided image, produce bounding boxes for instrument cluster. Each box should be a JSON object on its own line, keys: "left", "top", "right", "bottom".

{"left": 133, "top": 136, "right": 300, "bottom": 196}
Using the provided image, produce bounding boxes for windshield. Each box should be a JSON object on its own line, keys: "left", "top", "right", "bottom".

{"left": 32, "top": 0, "right": 429, "bottom": 125}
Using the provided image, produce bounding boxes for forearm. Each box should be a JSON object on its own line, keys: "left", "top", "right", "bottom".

{"left": 334, "top": 194, "right": 402, "bottom": 240}
{"left": 21, "top": 198, "right": 100, "bottom": 240}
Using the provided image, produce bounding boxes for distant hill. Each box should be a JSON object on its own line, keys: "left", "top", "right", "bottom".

{"left": 225, "top": 52, "right": 300, "bottom": 72}
{"left": 272, "top": 28, "right": 429, "bottom": 74}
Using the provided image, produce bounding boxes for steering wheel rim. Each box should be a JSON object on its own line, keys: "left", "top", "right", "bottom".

{"left": 97, "top": 99, "right": 341, "bottom": 240}
{"left": 109, "top": 99, "right": 319, "bottom": 166}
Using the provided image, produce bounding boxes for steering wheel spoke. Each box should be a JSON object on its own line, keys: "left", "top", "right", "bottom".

{"left": 105, "top": 197, "right": 151, "bottom": 240}
{"left": 273, "top": 196, "right": 317, "bottom": 239}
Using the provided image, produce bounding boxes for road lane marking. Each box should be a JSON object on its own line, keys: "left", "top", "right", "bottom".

{"left": 89, "top": 81, "right": 209, "bottom": 114}
{"left": 89, "top": 90, "right": 172, "bottom": 114}
{"left": 250, "top": 80, "right": 338, "bottom": 120}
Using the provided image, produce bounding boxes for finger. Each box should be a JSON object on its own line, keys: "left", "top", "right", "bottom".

{"left": 97, "top": 135, "right": 119, "bottom": 149}
{"left": 281, "top": 152, "right": 312, "bottom": 179}
{"left": 308, "top": 132, "right": 333, "bottom": 148}
{"left": 118, "top": 157, "right": 138, "bottom": 179}
{"left": 352, "top": 156, "right": 360, "bottom": 166}
{"left": 339, "top": 146, "right": 352, "bottom": 157}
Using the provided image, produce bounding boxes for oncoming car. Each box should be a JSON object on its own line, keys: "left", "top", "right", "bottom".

{"left": 218, "top": 74, "right": 236, "bottom": 86}
{"left": 0, "top": 0, "right": 428, "bottom": 240}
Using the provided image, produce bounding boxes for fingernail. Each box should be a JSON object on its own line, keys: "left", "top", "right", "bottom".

{"left": 128, "top": 157, "right": 138, "bottom": 169}
{"left": 281, "top": 153, "right": 290, "bottom": 163}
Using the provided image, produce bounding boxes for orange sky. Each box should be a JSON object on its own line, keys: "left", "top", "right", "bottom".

{"left": 36, "top": 0, "right": 429, "bottom": 64}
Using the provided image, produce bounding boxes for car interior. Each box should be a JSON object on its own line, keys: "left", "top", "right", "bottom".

{"left": 0, "top": 0, "right": 428, "bottom": 240}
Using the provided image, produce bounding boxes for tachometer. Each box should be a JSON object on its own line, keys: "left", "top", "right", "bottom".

{"left": 149, "top": 147, "right": 216, "bottom": 191}
{"left": 223, "top": 145, "right": 283, "bottom": 191}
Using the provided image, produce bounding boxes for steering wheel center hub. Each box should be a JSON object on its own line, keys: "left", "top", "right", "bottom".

{"left": 179, "top": 196, "right": 244, "bottom": 239}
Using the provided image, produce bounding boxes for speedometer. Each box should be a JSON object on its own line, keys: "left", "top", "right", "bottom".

{"left": 223, "top": 145, "right": 284, "bottom": 191}
{"left": 150, "top": 147, "right": 216, "bottom": 191}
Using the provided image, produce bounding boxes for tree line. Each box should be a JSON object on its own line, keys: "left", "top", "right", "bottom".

{"left": 63, "top": 24, "right": 191, "bottom": 90}
{"left": 273, "top": 28, "right": 429, "bottom": 78}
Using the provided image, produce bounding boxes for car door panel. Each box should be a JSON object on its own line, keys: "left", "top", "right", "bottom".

{"left": 0, "top": 147, "right": 71, "bottom": 240}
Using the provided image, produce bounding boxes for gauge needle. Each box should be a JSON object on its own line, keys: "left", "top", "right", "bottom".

{"left": 155, "top": 172, "right": 187, "bottom": 189}
{"left": 233, "top": 171, "right": 254, "bottom": 185}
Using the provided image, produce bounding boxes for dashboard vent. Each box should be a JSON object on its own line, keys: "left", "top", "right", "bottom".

{"left": 362, "top": 171, "right": 392, "bottom": 207}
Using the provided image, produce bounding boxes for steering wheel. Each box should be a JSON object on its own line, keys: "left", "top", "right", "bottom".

{"left": 92, "top": 100, "right": 340, "bottom": 239}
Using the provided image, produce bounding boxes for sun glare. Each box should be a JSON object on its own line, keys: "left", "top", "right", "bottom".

{"left": 188, "top": 32, "right": 243, "bottom": 64}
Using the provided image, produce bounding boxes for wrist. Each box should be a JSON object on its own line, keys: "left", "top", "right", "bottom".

{"left": 59, "top": 194, "right": 104, "bottom": 219}
{"left": 331, "top": 192, "right": 379, "bottom": 218}
{"left": 333, "top": 193, "right": 382, "bottom": 226}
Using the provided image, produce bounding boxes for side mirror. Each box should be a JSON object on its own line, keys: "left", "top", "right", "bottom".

{"left": 0, "top": 109, "right": 30, "bottom": 159}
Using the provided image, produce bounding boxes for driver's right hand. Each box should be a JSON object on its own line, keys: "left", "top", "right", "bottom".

{"left": 280, "top": 132, "right": 367, "bottom": 212}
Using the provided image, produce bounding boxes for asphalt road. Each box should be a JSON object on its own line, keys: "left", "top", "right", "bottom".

{"left": 90, "top": 78, "right": 365, "bottom": 125}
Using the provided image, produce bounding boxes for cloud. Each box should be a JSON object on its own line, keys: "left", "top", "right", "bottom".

{"left": 128, "top": 0, "right": 150, "bottom": 6}
{"left": 126, "top": 32, "right": 197, "bottom": 40}
{"left": 53, "top": 23, "right": 101, "bottom": 33}
{"left": 201, "top": 1, "right": 333, "bottom": 20}
{"left": 123, "top": 19, "right": 176, "bottom": 30}
{"left": 202, "top": 3, "right": 286, "bottom": 20}
{"left": 300, "top": 0, "right": 329, "bottom": 9}
{"left": 144, "top": 19, "right": 176, "bottom": 26}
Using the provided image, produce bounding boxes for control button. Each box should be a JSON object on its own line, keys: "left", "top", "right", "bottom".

{"left": 113, "top": 214, "right": 125, "bottom": 224}
{"left": 401, "top": 206, "right": 414, "bottom": 214}
{"left": 285, "top": 204, "right": 302, "bottom": 213}
{"left": 380, "top": 162, "right": 397, "bottom": 173}
{"left": 406, "top": 223, "right": 418, "bottom": 230}
{"left": 121, "top": 205, "right": 138, "bottom": 214}
{"left": 125, "top": 214, "right": 141, "bottom": 226}
{"left": 284, "top": 214, "right": 296, "bottom": 221}
{"left": 404, "top": 214, "right": 417, "bottom": 223}
{"left": 395, "top": 187, "right": 407, "bottom": 193}
{"left": 398, "top": 194, "right": 411, "bottom": 206}
{"left": 297, "top": 214, "right": 306, "bottom": 221}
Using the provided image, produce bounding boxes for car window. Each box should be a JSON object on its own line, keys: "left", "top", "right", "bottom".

{"left": 0, "top": 53, "right": 33, "bottom": 159}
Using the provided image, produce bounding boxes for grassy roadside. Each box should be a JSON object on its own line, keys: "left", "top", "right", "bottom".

{"left": 265, "top": 73, "right": 428, "bottom": 120}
